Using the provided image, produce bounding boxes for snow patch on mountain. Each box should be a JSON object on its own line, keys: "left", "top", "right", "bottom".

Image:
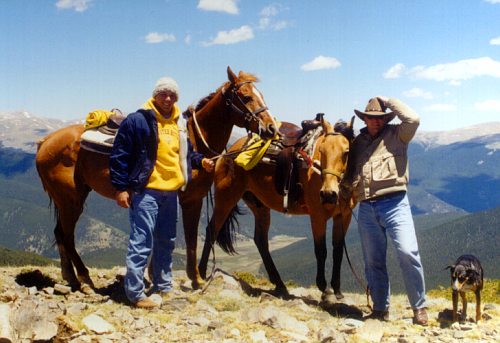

{"left": 415, "top": 122, "right": 500, "bottom": 150}
{"left": 0, "top": 111, "right": 81, "bottom": 153}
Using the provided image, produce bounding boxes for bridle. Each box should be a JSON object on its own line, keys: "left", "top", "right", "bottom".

{"left": 190, "top": 80, "right": 270, "bottom": 158}
{"left": 221, "top": 81, "right": 269, "bottom": 134}
{"left": 317, "top": 132, "right": 347, "bottom": 181}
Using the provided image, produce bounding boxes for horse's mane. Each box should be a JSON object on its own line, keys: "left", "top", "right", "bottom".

{"left": 334, "top": 120, "right": 355, "bottom": 141}
{"left": 237, "top": 71, "right": 259, "bottom": 83}
{"left": 183, "top": 71, "right": 260, "bottom": 118}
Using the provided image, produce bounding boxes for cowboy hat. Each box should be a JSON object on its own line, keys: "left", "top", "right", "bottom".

{"left": 354, "top": 97, "right": 395, "bottom": 122}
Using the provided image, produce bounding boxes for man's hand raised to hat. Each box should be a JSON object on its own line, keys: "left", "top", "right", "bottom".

{"left": 374, "top": 96, "right": 389, "bottom": 110}
{"left": 375, "top": 95, "right": 389, "bottom": 105}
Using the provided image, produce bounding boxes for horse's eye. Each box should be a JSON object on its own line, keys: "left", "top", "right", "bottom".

{"left": 242, "top": 95, "right": 253, "bottom": 103}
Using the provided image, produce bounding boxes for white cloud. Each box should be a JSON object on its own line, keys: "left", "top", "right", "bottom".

{"left": 408, "top": 57, "right": 500, "bottom": 82}
{"left": 184, "top": 34, "right": 192, "bottom": 45}
{"left": 484, "top": 0, "right": 500, "bottom": 3}
{"left": 448, "top": 80, "right": 462, "bottom": 86}
{"left": 423, "top": 104, "right": 456, "bottom": 112}
{"left": 490, "top": 36, "right": 500, "bottom": 45}
{"left": 403, "top": 87, "right": 433, "bottom": 99}
{"left": 474, "top": 99, "right": 500, "bottom": 111}
{"left": 260, "top": 5, "right": 279, "bottom": 17}
{"left": 202, "top": 25, "right": 254, "bottom": 46}
{"left": 258, "top": 4, "right": 289, "bottom": 31}
{"left": 144, "top": 32, "right": 176, "bottom": 44}
{"left": 55, "top": 0, "right": 91, "bottom": 12}
{"left": 301, "top": 55, "right": 341, "bottom": 71}
{"left": 383, "top": 63, "right": 406, "bottom": 79}
{"left": 197, "top": 0, "right": 238, "bottom": 14}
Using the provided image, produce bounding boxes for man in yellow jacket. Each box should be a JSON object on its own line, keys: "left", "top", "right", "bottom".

{"left": 110, "top": 77, "right": 214, "bottom": 309}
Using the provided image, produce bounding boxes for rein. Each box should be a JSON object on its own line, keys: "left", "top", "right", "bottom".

{"left": 191, "top": 108, "right": 221, "bottom": 157}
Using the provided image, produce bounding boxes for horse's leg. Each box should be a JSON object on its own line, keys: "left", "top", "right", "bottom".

{"left": 243, "top": 193, "right": 288, "bottom": 296}
{"left": 58, "top": 197, "right": 95, "bottom": 294}
{"left": 198, "top": 180, "right": 246, "bottom": 280}
{"left": 53, "top": 218, "right": 79, "bottom": 288}
{"left": 310, "top": 215, "right": 335, "bottom": 302}
{"left": 198, "top": 219, "right": 214, "bottom": 280}
{"left": 330, "top": 211, "right": 352, "bottom": 300}
{"left": 180, "top": 198, "right": 205, "bottom": 289}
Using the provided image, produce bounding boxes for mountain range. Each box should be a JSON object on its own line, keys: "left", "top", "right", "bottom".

{"left": 0, "top": 111, "right": 498, "bottom": 290}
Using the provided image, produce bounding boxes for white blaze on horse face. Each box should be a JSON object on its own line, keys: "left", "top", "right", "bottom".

{"left": 251, "top": 84, "right": 278, "bottom": 129}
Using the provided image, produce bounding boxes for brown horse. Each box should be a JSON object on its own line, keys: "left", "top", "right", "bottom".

{"left": 36, "top": 67, "right": 278, "bottom": 293}
{"left": 199, "top": 117, "right": 355, "bottom": 301}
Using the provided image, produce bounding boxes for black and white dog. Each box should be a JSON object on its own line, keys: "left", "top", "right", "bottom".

{"left": 446, "top": 254, "right": 484, "bottom": 322}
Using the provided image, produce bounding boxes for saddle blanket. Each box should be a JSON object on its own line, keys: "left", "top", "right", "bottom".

{"left": 80, "top": 128, "right": 115, "bottom": 154}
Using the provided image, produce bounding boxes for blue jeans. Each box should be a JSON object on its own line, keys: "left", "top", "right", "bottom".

{"left": 357, "top": 192, "right": 426, "bottom": 311}
{"left": 124, "top": 189, "right": 177, "bottom": 303}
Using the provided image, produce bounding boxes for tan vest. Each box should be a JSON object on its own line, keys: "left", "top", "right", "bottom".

{"left": 351, "top": 99, "right": 419, "bottom": 201}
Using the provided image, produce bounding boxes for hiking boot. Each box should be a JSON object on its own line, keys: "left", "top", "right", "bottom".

{"left": 134, "top": 297, "right": 160, "bottom": 309}
{"left": 413, "top": 308, "right": 428, "bottom": 326}
{"left": 365, "top": 310, "right": 390, "bottom": 321}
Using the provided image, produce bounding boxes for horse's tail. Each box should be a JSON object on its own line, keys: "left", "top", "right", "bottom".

{"left": 214, "top": 204, "right": 245, "bottom": 255}
{"left": 35, "top": 137, "right": 58, "bottom": 221}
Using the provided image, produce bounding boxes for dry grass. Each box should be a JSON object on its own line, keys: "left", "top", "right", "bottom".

{"left": 428, "top": 279, "right": 500, "bottom": 304}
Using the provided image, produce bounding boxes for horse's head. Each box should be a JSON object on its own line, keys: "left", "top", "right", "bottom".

{"left": 317, "top": 116, "right": 355, "bottom": 207}
{"left": 222, "top": 66, "right": 278, "bottom": 139}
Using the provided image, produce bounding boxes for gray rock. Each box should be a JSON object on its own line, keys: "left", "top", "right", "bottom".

{"left": 317, "top": 326, "right": 337, "bottom": 342}
{"left": 27, "top": 286, "right": 38, "bottom": 295}
{"left": 82, "top": 314, "right": 115, "bottom": 334}
{"left": 67, "top": 302, "right": 88, "bottom": 315}
{"left": 344, "top": 318, "right": 364, "bottom": 328}
{"left": 0, "top": 304, "right": 13, "bottom": 343}
{"left": 248, "top": 330, "right": 269, "bottom": 343}
{"left": 12, "top": 299, "right": 58, "bottom": 341}
{"left": 54, "top": 283, "right": 72, "bottom": 295}
{"left": 43, "top": 287, "right": 55, "bottom": 295}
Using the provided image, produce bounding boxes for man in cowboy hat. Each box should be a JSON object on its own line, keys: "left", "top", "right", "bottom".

{"left": 345, "top": 96, "right": 428, "bottom": 325}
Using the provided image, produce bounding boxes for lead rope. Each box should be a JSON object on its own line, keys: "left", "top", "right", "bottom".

{"left": 340, "top": 204, "right": 371, "bottom": 310}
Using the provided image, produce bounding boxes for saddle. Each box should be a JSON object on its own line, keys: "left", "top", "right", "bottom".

{"left": 80, "top": 109, "right": 125, "bottom": 154}
{"left": 264, "top": 114, "right": 324, "bottom": 211}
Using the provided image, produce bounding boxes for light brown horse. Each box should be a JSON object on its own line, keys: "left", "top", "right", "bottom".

{"left": 199, "top": 117, "right": 355, "bottom": 301}
{"left": 36, "top": 67, "right": 278, "bottom": 293}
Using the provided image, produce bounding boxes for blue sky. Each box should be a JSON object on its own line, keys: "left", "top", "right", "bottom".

{"left": 1, "top": 0, "right": 500, "bottom": 132}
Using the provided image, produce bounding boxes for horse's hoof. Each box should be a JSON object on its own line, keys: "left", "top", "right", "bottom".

{"left": 275, "top": 286, "right": 290, "bottom": 299}
{"left": 335, "top": 291, "right": 344, "bottom": 300}
{"left": 80, "top": 284, "right": 95, "bottom": 295}
{"left": 320, "top": 288, "right": 336, "bottom": 305}
{"left": 191, "top": 278, "right": 206, "bottom": 290}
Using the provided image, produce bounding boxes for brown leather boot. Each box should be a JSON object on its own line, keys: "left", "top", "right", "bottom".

{"left": 134, "top": 297, "right": 160, "bottom": 309}
{"left": 413, "top": 308, "right": 428, "bottom": 326}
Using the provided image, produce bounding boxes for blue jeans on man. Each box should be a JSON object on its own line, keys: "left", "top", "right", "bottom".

{"left": 124, "top": 189, "right": 177, "bottom": 303}
{"left": 357, "top": 192, "right": 426, "bottom": 312}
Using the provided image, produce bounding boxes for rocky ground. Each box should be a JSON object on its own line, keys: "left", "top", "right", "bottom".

{"left": 0, "top": 265, "right": 498, "bottom": 342}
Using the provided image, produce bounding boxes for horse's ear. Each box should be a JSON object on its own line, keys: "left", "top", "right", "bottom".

{"left": 349, "top": 115, "right": 355, "bottom": 128}
{"left": 321, "top": 117, "right": 332, "bottom": 134}
{"left": 227, "top": 66, "right": 237, "bottom": 84}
